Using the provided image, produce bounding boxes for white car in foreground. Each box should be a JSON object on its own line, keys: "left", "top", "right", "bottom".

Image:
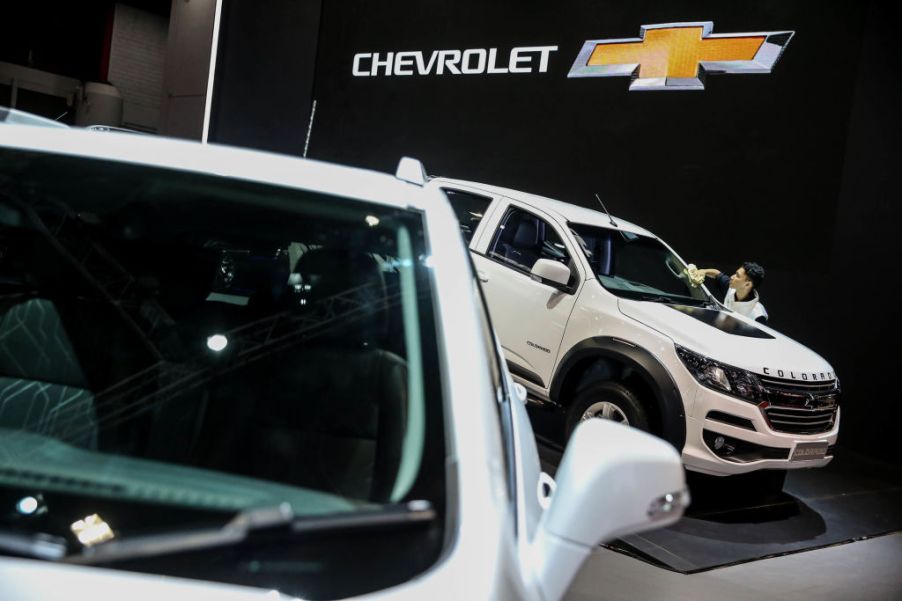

{"left": 431, "top": 178, "right": 840, "bottom": 480}
{"left": 0, "top": 123, "right": 686, "bottom": 601}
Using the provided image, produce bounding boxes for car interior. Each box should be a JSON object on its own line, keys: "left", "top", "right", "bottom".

{"left": 489, "top": 208, "right": 575, "bottom": 285}
{"left": 0, "top": 193, "right": 414, "bottom": 503}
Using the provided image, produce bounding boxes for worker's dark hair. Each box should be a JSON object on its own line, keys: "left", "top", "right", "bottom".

{"left": 743, "top": 262, "right": 765, "bottom": 290}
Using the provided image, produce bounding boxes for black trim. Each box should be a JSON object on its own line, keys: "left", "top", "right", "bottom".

{"left": 440, "top": 187, "right": 493, "bottom": 244}
{"left": 706, "top": 411, "right": 756, "bottom": 431}
{"left": 507, "top": 361, "right": 545, "bottom": 388}
{"left": 440, "top": 187, "right": 494, "bottom": 203}
{"left": 702, "top": 430, "right": 791, "bottom": 462}
{"left": 669, "top": 305, "right": 775, "bottom": 339}
{"left": 550, "top": 337, "right": 686, "bottom": 451}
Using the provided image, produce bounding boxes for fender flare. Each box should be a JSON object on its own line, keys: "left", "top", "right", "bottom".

{"left": 550, "top": 336, "right": 686, "bottom": 451}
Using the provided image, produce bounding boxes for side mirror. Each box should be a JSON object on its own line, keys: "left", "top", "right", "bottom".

{"left": 530, "top": 419, "right": 687, "bottom": 601}
{"left": 530, "top": 258, "right": 570, "bottom": 288}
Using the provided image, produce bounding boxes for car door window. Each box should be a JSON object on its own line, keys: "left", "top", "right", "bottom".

{"left": 443, "top": 188, "right": 492, "bottom": 244}
{"left": 488, "top": 206, "right": 574, "bottom": 282}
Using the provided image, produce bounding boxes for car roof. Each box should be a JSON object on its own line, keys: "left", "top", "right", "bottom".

{"left": 432, "top": 177, "right": 654, "bottom": 237}
{"left": 0, "top": 125, "right": 428, "bottom": 212}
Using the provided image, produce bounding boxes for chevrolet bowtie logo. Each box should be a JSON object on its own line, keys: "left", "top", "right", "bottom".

{"left": 568, "top": 22, "right": 793, "bottom": 91}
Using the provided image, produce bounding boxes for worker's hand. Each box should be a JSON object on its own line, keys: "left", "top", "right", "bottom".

{"left": 683, "top": 264, "right": 705, "bottom": 287}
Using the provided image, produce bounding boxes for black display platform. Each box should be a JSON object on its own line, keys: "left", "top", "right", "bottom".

{"left": 537, "top": 440, "right": 902, "bottom": 573}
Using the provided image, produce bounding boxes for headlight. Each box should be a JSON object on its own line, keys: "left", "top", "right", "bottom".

{"left": 675, "top": 345, "right": 765, "bottom": 403}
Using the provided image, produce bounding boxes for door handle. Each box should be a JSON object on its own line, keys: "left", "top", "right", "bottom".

{"left": 477, "top": 271, "right": 489, "bottom": 283}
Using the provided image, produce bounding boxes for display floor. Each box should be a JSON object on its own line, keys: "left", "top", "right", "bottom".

{"left": 538, "top": 438, "right": 902, "bottom": 573}
{"left": 610, "top": 448, "right": 902, "bottom": 572}
{"left": 564, "top": 531, "right": 902, "bottom": 601}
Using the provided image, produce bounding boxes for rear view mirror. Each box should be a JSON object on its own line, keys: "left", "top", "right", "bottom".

{"left": 530, "top": 419, "right": 687, "bottom": 601}
{"left": 530, "top": 258, "right": 570, "bottom": 288}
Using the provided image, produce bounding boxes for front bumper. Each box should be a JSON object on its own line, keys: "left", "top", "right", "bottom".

{"left": 681, "top": 383, "right": 840, "bottom": 476}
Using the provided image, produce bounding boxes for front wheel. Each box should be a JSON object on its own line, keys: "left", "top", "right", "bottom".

{"left": 565, "top": 381, "right": 650, "bottom": 440}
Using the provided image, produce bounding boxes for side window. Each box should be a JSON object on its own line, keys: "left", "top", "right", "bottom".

{"left": 443, "top": 189, "right": 492, "bottom": 244}
{"left": 488, "top": 206, "right": 573, "bottom": 278}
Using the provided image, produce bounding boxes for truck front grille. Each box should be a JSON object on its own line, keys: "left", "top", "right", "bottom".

{"left": 758, "top": 375, "right": 839, "bottom": 435}
{"left": 763, "top": 404, "right": 838, "bottom": 434}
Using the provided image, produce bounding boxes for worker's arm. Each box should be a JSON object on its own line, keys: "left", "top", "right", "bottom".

{"left": 695, "top": 268, "right": 722, "bottom": 279}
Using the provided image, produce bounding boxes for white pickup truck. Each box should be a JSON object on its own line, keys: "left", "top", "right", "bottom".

{"left": 431, "top": 177, "right": 841, "bottom": 480}
{"left": 0, "top": 120, "right": 687, "bottom": 601}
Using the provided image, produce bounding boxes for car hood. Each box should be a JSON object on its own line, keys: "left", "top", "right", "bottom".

{"left": 618, "top": 299, "right": 836, "bottom": 378}
{"left": 0, "top": 557, "right": 277, "bottom": 601}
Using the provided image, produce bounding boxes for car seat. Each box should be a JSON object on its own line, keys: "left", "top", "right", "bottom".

{"left": 193, "top": 248, "right": 408, "bottom": 502}
{"left": 0, "top": 297, "right": 98, "bottom": 449}
{"left": 498, "top": 214, "right": 542, "bottom": 270}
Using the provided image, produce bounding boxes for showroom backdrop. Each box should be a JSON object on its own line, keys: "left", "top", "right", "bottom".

{"left": 209, "top": 0, "right": 900, "bottom": 462}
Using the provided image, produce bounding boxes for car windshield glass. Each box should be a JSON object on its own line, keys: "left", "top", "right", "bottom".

{"left": 569, "top": 222, "right": 710, "bottom": 304}
{"left": 0, "top": 147, "right": 446, "bottom": 597}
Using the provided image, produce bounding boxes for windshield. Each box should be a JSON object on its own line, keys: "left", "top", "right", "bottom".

{"left": 0, "top": 147, "right": 446, "bottom": 598}
{"left": 569, "top": 222, "right": 710, "bottom": 304}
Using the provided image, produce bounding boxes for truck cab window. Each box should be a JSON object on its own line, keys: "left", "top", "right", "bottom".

{"left": 443, "top": 189, "right": 492, "bottom": 244}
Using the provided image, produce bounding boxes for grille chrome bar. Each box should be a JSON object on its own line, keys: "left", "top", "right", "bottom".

{"left": 766, "top": 407, "right": 835, "bottom": 413}
{"left": 767, "top": 411, "right": 833, "bottom": 424}
{"left": 769, "top": 417, "right": 834, "bottom": 426}
{"left": 758, "top": 376, "right": 837, "bottom": 392}
{"left": 763, "top": 405, "right": 837, "bottom": 434}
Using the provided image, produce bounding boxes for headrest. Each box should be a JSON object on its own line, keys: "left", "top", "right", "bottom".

{"left": 293, "top": 249, "right": 387, "bottom": 347}
{"left": 512, "top": 218, "right": 539, "bottom": 247}
{"left": 0, "top": 298, "right": 87, "bottom": 388}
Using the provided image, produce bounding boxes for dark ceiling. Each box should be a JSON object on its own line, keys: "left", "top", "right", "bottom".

{"left": 1, "top": 1, "right": 171, "bottom": 82}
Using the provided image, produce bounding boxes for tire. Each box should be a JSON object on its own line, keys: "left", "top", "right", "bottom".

{"left": 565, "top": 381, "right": 650, "bottom": 440}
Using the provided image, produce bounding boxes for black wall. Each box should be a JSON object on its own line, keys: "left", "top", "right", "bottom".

{"left": 208, "top": 0, "right": 322, "bottom": 155}
{"left": 1, "top": 1, "right": 170, "bottom": 123}
{"left": 210, "top": 0, "right": 901, "bottom": 461}
{"left": 1, "top": 2, "right": 170, "bottom": 82}
{"left": 824, "top": 1, "right": 901, "bottom": 462}
{"left": 1, "top": 4, "right": 110, "bottom": 83}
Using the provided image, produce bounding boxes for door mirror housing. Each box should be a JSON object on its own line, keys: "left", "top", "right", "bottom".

{"left": 530, "top": 419, "right": 687, "bottom": 601}
{"left": 530, "top": 258, "right": 570, "bottom": 288}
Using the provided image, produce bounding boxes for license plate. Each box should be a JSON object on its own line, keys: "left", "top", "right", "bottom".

{"left": 791, "top": 441, "right": 828, "bottom": 461}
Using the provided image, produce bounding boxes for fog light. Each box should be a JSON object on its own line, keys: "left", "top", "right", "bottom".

{"left": 713, "top": 436, "right": 725, "bottom": 450}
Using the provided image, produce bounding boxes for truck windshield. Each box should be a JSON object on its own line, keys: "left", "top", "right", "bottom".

{"left": 0, "top": 147, "right": 446, "bottom": 598}
{"left": 569, "top": 222, "right": 711, "bottom": 304}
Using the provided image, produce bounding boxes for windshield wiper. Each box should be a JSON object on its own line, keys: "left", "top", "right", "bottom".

{"left": 639, "top": 294, "right": 679, "bottom": 304}
{"left": 0, "top": 530, "right": 67, "bottom": 561}
{"left": 632, "top": 293, "right": 710, "bottom": 307}
{"left": 64, "top": 500, "right": 435, "bottom": 566}
{"left": 632, "top": 294, "right": 682, "bottom": 304}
